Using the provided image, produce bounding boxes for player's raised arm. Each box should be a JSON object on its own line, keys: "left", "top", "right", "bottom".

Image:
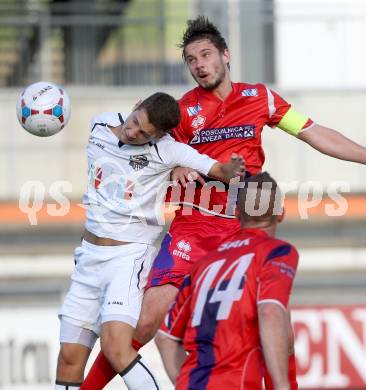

{"left": 207, "top": 153, "right": 246, "bottom": 183}
{"left": 169, "top": 153, "right": 245, "bottom": 188}
{"left": 267, "top": 87, "right": 366, "bottom": 165}
{"left": 161, "top": 137, "right": 245, "bottom": 185}
{"left": 298, "top": 123, "right": 366, "bottom": 164}
{"left": 171, "top": 167, "right": 206, "bottom": 188}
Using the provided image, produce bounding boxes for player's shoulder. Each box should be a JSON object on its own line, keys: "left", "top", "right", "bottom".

{"left": 234, "top": 82, "right": 269, "bottom": 97}
{"left": 154, "top": 133, "right": 182, "bottom": 152}
{"left": 90, "top": 112, "right": 127, "bottom": 131}
{"left": 261, "top": 236, "right": 299, "bottom": 261}
{"left": 190, "top": 233, "right": 242, "bottom": 276}
{"left": 155, "top": 133, "right": 175, "bottom": 145}
{"left": 179, "top": 88, "right": 200, "bottom": 107}
{"left": 151, "top": 133, "right": 186, "bottom": 164}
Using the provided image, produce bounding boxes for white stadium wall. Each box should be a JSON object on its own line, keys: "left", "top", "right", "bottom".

{"left": 275, "top": 0, "right": 366, "bottom": 89}
{"left": 0, "top": 86, "right": 365, "bottom": 201}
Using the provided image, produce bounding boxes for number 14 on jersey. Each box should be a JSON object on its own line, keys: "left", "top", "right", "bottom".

{"left": 192, "top": 253, "right": 255, "bottom": 327}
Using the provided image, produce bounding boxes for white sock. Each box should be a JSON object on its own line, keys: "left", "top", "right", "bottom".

{"left": 120, "top": 354, "right": 159, "bottom": 389}
{"left": 55, "top": 380, "right": 81, "bottom": 389}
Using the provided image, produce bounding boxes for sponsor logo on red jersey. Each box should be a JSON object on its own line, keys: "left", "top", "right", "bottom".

{"left": 190, "top": 125, "right": 255, "bottom": 145}
{"left": 218, "top": 238, "right": 251, "bottom": 251}
{"left": 187, "top": 104, "right": 202, "bottom": 116}
{"left": 241, "top": 88, "right": 258, "bottom": 97}
{"left": 191, "top": 115, "right": 206, "bottom": 129}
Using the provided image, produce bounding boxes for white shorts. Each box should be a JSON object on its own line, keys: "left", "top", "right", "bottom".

{"left": 59, "top": 240, "right": 155, "bottom": 335}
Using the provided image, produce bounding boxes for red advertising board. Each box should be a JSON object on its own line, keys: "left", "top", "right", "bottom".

{"left": 292, "top": 305, "right": 366, "bottom": 389}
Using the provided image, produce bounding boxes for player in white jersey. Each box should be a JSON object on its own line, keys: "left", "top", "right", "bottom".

{"left": 55, "top": 92, "right": 245, "bottom": 390}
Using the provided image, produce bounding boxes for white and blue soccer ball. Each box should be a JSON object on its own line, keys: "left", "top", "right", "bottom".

{"left": 16, "top": 81, "right": 71, "bottom": 137}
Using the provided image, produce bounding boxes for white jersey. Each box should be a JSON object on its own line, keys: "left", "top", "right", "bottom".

{"left": 83, "top": 112, "right": 217, "bottom": 244}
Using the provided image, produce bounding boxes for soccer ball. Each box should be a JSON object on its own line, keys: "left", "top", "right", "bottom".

{"left": 16, "top": 81, "right": 71, "bottom": 137}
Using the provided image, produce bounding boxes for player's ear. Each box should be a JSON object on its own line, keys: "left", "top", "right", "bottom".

{"left": 223, "top": 49, "right": 230, "bottom": 66}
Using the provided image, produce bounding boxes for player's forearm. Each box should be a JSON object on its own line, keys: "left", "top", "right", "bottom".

{"left": 208, "top": 162, "right": 230, "bottom": 182}
{"left": 156, "top": 333, "right": 186, "bottom": 384}
{"left": 208, "top": 157, "right": 245, "bottom": 183}
{"left": 259, "top": 303, "right": 290, "bottom": 390}
{"left": 299, "top": 124, "right": 366, "bottom": 164}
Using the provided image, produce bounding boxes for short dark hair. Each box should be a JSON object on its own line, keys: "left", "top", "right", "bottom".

{"left": 238, "top": 172, "right": 283, "bottom": 225}
{"left": 179, "top": 16, "right": 228, "bottom": 57}
{"left": 138, "top": 92, "right": 181, "bottom": 133}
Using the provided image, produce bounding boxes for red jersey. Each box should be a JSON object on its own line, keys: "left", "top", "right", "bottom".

{"left": 167, "top": 82, "right": 312, "bottom": 216}
{"left": 161, "top": 228, "right": 299, "bottom": 390}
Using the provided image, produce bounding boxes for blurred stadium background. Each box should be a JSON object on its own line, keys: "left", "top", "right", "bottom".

{"left": 0, "top": 0, "right": 366, "bottom": 389}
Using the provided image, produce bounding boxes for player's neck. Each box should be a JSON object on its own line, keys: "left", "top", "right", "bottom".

{"left": 212, "top": 75, "right": 232, "bottom": 101}
{"left": 241, "top": 222, "right": 277, "bottom": 237}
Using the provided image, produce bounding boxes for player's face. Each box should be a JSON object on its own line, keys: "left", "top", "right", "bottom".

{"left": 184, "top": 39, "right": 230, "bottom": 90}
{"left": 120, "top": 108, "right": 163, "bottom": 145}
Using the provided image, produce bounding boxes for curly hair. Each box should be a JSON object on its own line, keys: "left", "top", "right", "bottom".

{"left": 179, "top": 16, "right": 228, "bottom": 56}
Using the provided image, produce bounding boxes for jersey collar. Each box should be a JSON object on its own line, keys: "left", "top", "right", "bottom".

{"left": 196, "top": 82, "right": 237, "bottom": 103}
{"left": 241, "top": 228, "right": 269, "bottom": 238}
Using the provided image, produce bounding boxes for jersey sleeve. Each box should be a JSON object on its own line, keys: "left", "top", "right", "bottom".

{"left": 171, "top": 120, "right": 190, "bottom": 143}
{"left": 171, "top": 100, "right": 191, "bottom": 143}
{"left": 90, "top": 113, "right": 105, "bottom": 132}
{"left": 257, "top": 243, "right": 299, "bottom": 310}
{"left": 159, "top": 276, "right": 193, "bottom": 341}
{"left": 265, "top": 86, "right": 313, "bottom": 137}
{"left": 158, "top": 136, "right": 217, "bottom": 175}
{"left": 90, "top": 112, "right": 125, "bottom": 132}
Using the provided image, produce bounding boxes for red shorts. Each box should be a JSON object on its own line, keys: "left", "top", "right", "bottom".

{"left": 147, "top": 208, "right": 240, "bottom": 289}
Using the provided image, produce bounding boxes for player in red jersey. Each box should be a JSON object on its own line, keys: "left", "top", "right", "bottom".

{"left": 159, "top": 172, "right": 298, "bottom": 390}
{"left": 81, "top": 16, "right": 366, "bottom": 389}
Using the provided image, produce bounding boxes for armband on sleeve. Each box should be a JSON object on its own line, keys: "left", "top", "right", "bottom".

{"left": 277, "top": 108, "right": 311, "bottom": 137}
